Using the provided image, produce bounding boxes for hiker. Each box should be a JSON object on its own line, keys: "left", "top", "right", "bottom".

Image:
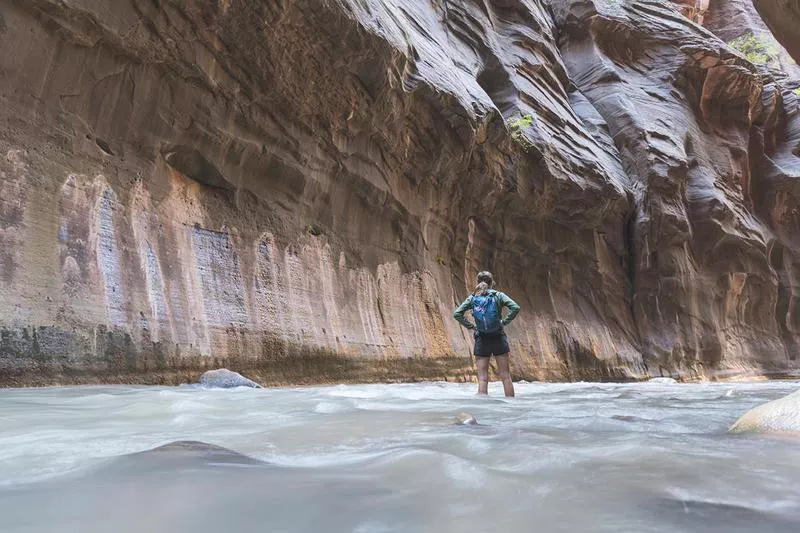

{"left": 453, "top": 271, "right": 520, "bottom": 397}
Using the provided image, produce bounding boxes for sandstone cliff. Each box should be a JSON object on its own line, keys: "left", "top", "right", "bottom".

{"left": 1, "top": 0, "right": 799, "bottom": 386}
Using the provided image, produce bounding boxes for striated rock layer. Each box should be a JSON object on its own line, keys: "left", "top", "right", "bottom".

{"left": 0, "top": 0, "right": 799, "bottom": 386}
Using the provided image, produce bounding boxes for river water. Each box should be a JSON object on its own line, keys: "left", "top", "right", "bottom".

{"left": 1, "top": 380, "right": 798, "bottom": 533}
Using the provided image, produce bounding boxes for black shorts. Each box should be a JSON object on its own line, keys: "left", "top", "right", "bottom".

{"left": 473, "top": 330, "right": 509, "bottom": 357}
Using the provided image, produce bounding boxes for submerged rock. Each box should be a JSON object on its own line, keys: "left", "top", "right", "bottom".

{"left": 123, "top": 440, "right": 265, "bottom": 466}
{"left": 611, "top": 414, "right": 647, "bottom": 423}
{"left": 729, "top": 390, "right": 800, "bottom": 435}
{"left": 198, "top": 369, "right": 262, "bottom": 389}
{"left": 454, "top": 412, "right": 478, "bottom": 425}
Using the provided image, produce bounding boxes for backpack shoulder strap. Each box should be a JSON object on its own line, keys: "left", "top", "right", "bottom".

{"left": 472, "top": 290, "right": 498, "bottom": 301}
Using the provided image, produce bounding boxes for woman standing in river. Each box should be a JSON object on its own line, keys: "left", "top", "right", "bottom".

{"left": 452, "top": 271, "right": 520, "bottom": 397}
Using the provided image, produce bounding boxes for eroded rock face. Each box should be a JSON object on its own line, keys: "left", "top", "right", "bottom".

{"left": 0, "top": 0, "right": 799, "bottom": 385}
{"left": 752, "top": 0, "right": 800, "bottom": 63}
{"left": 700, "top": 0, "right": 800, "bottom": 77}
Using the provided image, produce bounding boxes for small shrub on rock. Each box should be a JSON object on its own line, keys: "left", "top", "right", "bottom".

{"left": 506, "top": 114, "right": 535, "bottom": 152}
{"left": 728, "top": 33, "right": 779, "bottom": 66}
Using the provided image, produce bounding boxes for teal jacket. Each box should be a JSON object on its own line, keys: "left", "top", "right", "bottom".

{"left": 452, "top": 290, "right": 520, "bottom": 330}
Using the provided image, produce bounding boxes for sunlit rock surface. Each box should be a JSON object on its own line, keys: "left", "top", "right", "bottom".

{"left": 1, "top": 0, "right": 799, "bottom": 385}
{"left": 729, "top": 389, "right": 800, "bottom": 434}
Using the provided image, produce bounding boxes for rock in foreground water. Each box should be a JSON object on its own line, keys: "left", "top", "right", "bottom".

{"left": 124, "top": 441, "right": 265, "bottom": 467}
{"left": 198, "top": 369, "right": 262, "bottom": 389}
{"left": 729, "top": 390, "right": 800, "bottom": 434}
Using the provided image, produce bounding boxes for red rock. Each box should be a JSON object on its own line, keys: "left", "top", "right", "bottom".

{"left": 0, "top": 0, "right": 798, "bottom": 385}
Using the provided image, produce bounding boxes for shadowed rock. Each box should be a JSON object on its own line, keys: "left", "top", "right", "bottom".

{"left": 111, "top": 440, "right": 266, "bottom": 471}
{"left": 198, "top": 369, "right": 262, "bottom": 389}
{"left": 753, "top": 0, "right": 800, "bottom": 63}
{"left": 729, "top": 390, "right": 800, "bottom": 434}
{"left": 133, "top": 440, "right": 259, "bottom": 459}
{"left": 162, "top": 146, "right": 234, "bottom": 190}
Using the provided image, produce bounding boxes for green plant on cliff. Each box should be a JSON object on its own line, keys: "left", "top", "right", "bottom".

{"left": 506, "top": 114, "right": 535, "bottom": 152}
{"left": 305, "top": 223, "right": 323, "bottom": 236}
{"left": 794, "top": 87, "right": 800, "bottom": 97}
{"left": 728, "top": 33, "right": 779, "bottom": 66}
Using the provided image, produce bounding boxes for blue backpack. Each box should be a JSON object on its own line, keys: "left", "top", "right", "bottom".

{"left": 471, "top": 291, "right": 502, "bottom": 333}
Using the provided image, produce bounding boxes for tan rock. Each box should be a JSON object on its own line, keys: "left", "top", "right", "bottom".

{"left": 454, "top": 412, "right": 478, "bottom": 426}
{"left": 1, "top": 0, "right": 799, "bottom": 386}
{"left": 729, "top": 390, "right": 800, "bottom": 434}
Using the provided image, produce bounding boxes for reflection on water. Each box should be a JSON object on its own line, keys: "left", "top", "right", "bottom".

{"left": 1, "top": 380, "right": 799, "bottom": 533}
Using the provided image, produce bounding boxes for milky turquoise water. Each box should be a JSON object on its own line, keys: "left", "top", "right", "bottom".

{"left": 1, "top": 380, "right": 798, "bottom": 532}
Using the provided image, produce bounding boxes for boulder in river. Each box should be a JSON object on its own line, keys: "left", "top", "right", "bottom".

{"left": 122, "top": 441, "right": 265, "bottom": 467}
{"left": 454, "top": 412, "right": 478, "bottom": 425}
{"left": 729, "top": 390, "right": 800, "bottom": 435}
{"left": 198, "top": 369, "right": 262, "bottom": 389}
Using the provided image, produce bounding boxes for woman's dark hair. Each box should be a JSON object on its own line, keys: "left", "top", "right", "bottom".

{"left": 474, "top": 271, "right": 494, "bottom": 295}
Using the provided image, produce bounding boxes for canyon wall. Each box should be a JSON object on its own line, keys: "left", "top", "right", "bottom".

{"left": 1, "top": 0, "right": 799, "bottom": 385}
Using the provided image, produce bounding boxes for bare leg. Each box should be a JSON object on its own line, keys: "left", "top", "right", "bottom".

{"left": 495, "top": 354, "right": 515, "bottom": 397}
{"left": 475, "top": 356, "right": 490, "bottom": 395}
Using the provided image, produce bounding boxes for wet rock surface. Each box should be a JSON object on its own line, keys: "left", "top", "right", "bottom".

{"left": 454, "top": 412, "right": 478, "bottom": 425}
{"left": 198, "top": 369, "right": 261, "bottom": 389}
{"left": 113, "top": 440, "right": 266, "bottom": 470}
{"left": 0, "top": 0, "right": 799, "bottom": 385}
